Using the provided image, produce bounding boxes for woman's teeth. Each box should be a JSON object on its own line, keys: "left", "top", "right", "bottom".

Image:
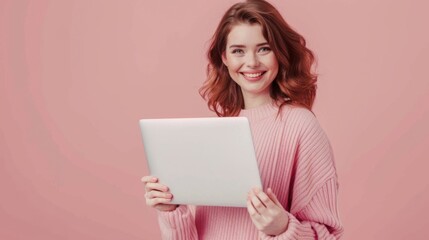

{"left": 243, "top": 72, "right": 263, "bottom": 78}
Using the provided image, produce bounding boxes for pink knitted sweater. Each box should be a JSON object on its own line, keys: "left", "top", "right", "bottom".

{"left": 157, "top": 102, "right": 344, "bottom": 239}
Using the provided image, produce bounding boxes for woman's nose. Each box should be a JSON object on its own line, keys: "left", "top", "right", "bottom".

{"left": 246, "top": 53, "right": 260, "bottom": 68}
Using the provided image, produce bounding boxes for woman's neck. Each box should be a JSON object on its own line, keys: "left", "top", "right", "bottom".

{"left": 242, "top": 92, "right": 273, "bottom": 109}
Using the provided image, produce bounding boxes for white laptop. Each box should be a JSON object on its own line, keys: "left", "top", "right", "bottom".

{"left": 139, "top": 117, "right": 262, "bottom": 207}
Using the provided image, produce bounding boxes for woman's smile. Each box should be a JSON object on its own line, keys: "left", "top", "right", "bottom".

{"left": 241, "top": 71, "right": 267, "bottom": 81}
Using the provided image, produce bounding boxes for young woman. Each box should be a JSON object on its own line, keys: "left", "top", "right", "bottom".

{"left": 142, "top": 0, "right": 344, "bottom": 239}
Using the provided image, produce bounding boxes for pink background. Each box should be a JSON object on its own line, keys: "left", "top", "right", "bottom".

{"left": 1, "top": 0, "right": 428, "bottom": 239}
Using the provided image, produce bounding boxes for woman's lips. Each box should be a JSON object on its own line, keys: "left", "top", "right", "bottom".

{"left": 241, "top": 71, "right": 266, "bottom": 81}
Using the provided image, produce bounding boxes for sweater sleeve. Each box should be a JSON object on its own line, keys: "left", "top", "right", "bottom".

{"left": 259, "top": 108, "right": 344, "bottom": 239}
{"left": 157, "top": 205, "right": 198, "bottom": 240}
{"left": 259, "top": 178, "right": 344, "bottom": 239}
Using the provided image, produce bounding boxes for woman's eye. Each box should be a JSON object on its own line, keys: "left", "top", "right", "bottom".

{"left": 259, "top": 47, "right": 271, "bottom": 52}
{"left": 232, "top": 49, "right": 244, "bottom": 54}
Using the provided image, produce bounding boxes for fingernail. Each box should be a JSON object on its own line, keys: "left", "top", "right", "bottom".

{"left": 152, "top": 177, "right": 158, "bottom": 182}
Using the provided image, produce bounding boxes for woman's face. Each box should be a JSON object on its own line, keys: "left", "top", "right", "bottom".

{"left": 222, "top": 23, "right": 279, "bottom": 107}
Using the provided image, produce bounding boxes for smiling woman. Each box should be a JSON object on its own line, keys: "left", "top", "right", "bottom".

{"left": 141, "top": 0, "right": 344, "bottom": 239}
{"left": 221, "top": 24, "right": 279, "bottom": 109}
{"left": 200, "top": 0, "right": 317, "bottom": 117}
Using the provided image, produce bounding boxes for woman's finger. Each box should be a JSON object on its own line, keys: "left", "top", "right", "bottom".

{"left": 247, "top": 190, "right": 260, "bottom": 215}
{"left": 253, "top": 188, "right": 277, "bottom": 209}
{"left": 146, "top": 197, "right": 172, "bottom": 207}
{"left": 145, "top": 182, "right": 170, "bottom": 192}
{"left": 141, "top": 176, "right": 158, "bottom": 184}
{"left": 153, "top": 197, "right": 173, "bottom": 205}
{"left": 146, "top": 191, "right": 173, "bottom": 200}
{"left": 250, "top": 193, "right": 267, "bottom": 214}
{"left": 141, "top": 176, "right": 170, "bottom": 192}
{"left": 267, "top": 188, "right": 282, "bottom": 207}
{"left": 247, "top": 199, "right": 261, "bottom": 219}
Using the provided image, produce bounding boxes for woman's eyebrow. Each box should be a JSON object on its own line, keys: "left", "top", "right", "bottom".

{"left": 228, "top": 42, "right": 269, "bottom": 48}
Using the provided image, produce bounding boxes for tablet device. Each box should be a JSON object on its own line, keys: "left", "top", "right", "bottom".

{"left": 139, "top": 117, "right": 262, "bottom": 207}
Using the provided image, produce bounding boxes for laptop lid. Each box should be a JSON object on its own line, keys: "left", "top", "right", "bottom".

{"left": 139, "top": 117, "right": 262, "bottom": 207}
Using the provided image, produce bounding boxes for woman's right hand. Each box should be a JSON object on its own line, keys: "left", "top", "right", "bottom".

{"left": 141, "top": 176, "right": 179, "bottom": 212}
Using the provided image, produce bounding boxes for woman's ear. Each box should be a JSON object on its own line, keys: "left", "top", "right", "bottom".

{"left": 221, "top": 52, "right": 228, "bottom": 67}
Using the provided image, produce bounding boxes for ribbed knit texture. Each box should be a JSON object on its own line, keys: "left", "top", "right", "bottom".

{"left": 157, "top": 102, "right": 344, "bottom": 239}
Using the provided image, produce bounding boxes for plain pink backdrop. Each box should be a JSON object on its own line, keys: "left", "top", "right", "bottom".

{"left": 1, "top": 0, "right": 428, "bottom": 239}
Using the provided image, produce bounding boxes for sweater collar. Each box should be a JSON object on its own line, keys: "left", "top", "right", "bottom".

{"left": 239, "top": 100, "right": 279, "bottom": 122}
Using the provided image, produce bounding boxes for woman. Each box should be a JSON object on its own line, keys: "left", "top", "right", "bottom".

{"left": 142, "top": 0, "right": 344, "bottom": 239}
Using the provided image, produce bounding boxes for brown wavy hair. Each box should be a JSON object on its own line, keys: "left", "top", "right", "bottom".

{"left": 199, "top": 0, "right": 318, "bottom": 117}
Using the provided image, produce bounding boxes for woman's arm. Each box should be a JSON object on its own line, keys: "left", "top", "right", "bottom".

{"left": 157, "top": 205, "right": 198, "bottom": 240}
{"left": 142, "top": 176, "right": 198, "bottom": 239}
{"left": 257, "top": 108, "right": 344, "bottom": 239}
{"left": 258, "top": 178, "right": 343, "bottom": 239}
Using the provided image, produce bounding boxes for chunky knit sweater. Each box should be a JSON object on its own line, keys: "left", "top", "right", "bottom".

{"left": 157, "top": 102, "right": 344, "bottom": 239}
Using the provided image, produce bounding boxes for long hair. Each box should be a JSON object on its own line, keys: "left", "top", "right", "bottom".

{"left": 199, "top": 0, "right": 318, "bottom": 117}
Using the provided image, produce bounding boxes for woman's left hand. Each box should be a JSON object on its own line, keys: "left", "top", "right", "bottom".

{"left": 247, "top": 187, "right": 289, "bottom": 236}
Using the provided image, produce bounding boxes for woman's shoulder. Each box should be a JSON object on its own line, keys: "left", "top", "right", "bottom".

{"left": 279, "top": 103, "right": 318, "bottom": 127}
{"left": 276, "top": 104, "right": 329, "bottom": 143}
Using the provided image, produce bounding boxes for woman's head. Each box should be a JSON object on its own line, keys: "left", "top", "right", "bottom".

{"left": 200, "top": 0, "right": 317, "bottom": 117}
{"left": 221, "top": 23, "right": 279, "bottom": 110}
